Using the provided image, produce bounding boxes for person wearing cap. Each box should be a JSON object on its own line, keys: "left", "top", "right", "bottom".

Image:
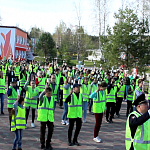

{"left": 65, "top": 83, "right": 82, "bottom": 146}
{"left": 7, "top": 78, "right": 22, "bottom": 129}
{"left": 90, "top": 82, "right": 107, "bottom": 143}
{"left": 125, "top": 94, "right": 150, "bottom": 150}
{"left": 80, "top": 77, "right": 91, "bottom": 123}
{"left": 0, "top": 71, "right": 5, "bottom": 114}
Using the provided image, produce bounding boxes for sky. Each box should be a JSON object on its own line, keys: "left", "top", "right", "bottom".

{"left": 0, "top": 0, "right": 124, "bottom": 36}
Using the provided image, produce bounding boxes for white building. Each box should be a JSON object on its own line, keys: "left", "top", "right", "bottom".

{"left": 86, "top": 49, "right": 103, "bottom": 61}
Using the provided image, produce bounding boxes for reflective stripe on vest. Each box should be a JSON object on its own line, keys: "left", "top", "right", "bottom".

{"left": 125, "top": 111, "right": 150, "bottom": 150}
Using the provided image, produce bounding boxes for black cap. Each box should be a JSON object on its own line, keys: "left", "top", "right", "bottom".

{"left": 73, "top": 83, "right": 81, "bottom": 88}
{"left": 132, "top": 94, "right": 148, "bottom": 106}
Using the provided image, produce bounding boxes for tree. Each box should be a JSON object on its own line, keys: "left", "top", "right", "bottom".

{"left": 101, "top": 7, "right": 150, "bottom": 73}
{"left": 29, "top": 27, "right": 43, "bottom": 38}
{"left": 36, "top": 32, "right": 56, "bottom": 61}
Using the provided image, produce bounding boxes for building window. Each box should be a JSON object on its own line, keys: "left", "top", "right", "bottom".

{"left": 16, "top": 35, "right": 17, "bottom": 43}
{"left": 22, "top": 37, "right": 24, "bottom": 45}
{"left": 19, "top": 36, "right": 22, "bottom": 44}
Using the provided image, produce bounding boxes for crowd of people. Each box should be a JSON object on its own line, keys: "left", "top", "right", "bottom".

{"left": 0, "top": 60, "right": 149, "bottom": 150}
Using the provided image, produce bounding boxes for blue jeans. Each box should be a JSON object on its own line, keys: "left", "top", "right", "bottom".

{"left": 82, "top": 101, "right": 88, "bottom": 120}
{"left": 62, "top": 102, "right": 68, "bottom": 120}
{"left": 13, "top": 129, "right": 23, "bottom": 149}
{"left": 89, "top": 99, "right": 93, "bottom": 112}
{"left": 125, "top": 85, "right": 130, "bottom": 98}
{"left": 0, "top": 93, "right": 4, "bottom": 113}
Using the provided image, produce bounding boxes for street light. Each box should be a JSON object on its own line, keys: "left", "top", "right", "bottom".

{"left": 94, "top": 62, "right": 95, "bottom": 68}
{"left": 56, "top": 45, "right": 59, "bottom": 66}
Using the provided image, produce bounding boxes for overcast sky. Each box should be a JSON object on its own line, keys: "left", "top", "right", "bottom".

{"left": 0, "top": 0, "right": 126, "bottom": 36}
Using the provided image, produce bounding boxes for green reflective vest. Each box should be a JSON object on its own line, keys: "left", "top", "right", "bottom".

{"left": 133, "top": 86, "right": 142, "bottom": 102}
{"left": 106, "top": 87, "right": 117, "bottom": 103}
{"left": 63, "top": 84, "right": 71, "bottom": 102}
{"left": 49, "top": 83, "right": 59, "bottom": 101}
{"left": 14, "top": 66, "right": 20, "bottom": 77}
{"left": 127, "top": 85, "right": 135, "bottom": 101}
{"left": 55, "top": 74, "right": 61, "bottom": 85}
{"left": 49, "top": 67, "right": 53, "bottom": 75}
{"left": 125, "top": 111, "right": 150, "bottom": 150}
{"left": 93, "top": 90, "right": 106, "bottom": 113}
{"left": 38, "top": 77, "right": 46, "bottom": 92}
{"left": 0, "top": 78, "right": 5, "bottom": 94}
{"left": 60, "top": 76, "right": 66, "bottom": 90}
{"left": 78, "top": 78, "right": 83, "bottom": 84}
{"left": 148, "top": 88, "right": 150, "bottom": 100}
{"left": 20, "top": 74, "right": 26, "bottom": 87}
{"left": 91, "top": 83, "right": 98, "bottom": 93}
{"left": 2, "top": 67, "right": 7, "bottom": 77}
{"left": 80, "top": 84, "right": 91, "bottom": 102}
{"left": 117, "top": 83, "right": 125, "bottom": 98}
{"left": 37, "top": 96, "right": 55, "bottom": 122}
{"left": 24, "top": 86, "right": 39, "bottom": 108}
{"left": 11, "top": 106, "right": 26, "bottom": 131}
{"left": 7, "top": 86, "right": 22, "bottom": 108}
{"left": 67, "top": 93, "right": 82, "bottom": 118}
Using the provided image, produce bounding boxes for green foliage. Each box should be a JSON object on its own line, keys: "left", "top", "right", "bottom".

{"left": 35, "top": 32, "right": 56, "bottom": 59}
{"left": 101, "top": 7, "right": 150, "bottom": 73}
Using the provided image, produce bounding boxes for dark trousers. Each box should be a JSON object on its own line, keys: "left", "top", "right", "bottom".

{"left": 126, "top": 100, "right": 133, "bottom": 115}
{"left": 26, "top": 107, "right": 35, "bottom": 123}
{"left": 94, "top": 113, "right": 103, "bottom": 138}
{"left": 116, "top": 97, "right": 123, "bottom": 115}
{"left": 8, "top": 108, "right": 13, "bottom": 129}
{"left": 68, "top": 118, "right": 82, "bottom": 143}
{"left": 89, "top": 99, "right": 93, "bottom": 112}
{"left": 106, "top": 102, "right": 115, "bottom": 121}
{"left": 59, "top": 90, "right": 63, "bottom": 107}
{"left": 40, "top": 121, "right": 54, "bottom": 146}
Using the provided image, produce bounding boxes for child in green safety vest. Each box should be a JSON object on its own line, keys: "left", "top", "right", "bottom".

{"left": 38, "top": 87, "right": 56, "bottom": 150}
{"left": 61, "top": 77, "right": 72, "bottom": 125}
{"left": 11, "top": 96, "right": 26, "bottom": 150}
{"left": 24, "top": 79, "right": 39, "bottom": 128}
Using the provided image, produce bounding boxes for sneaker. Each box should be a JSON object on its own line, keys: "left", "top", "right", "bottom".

{"left": 61, "top": 120, "right": 66, "bottom": 125}
{"left": 106, "top": 119, "right": 111, "bottom": 123}
{"left": 89, "top": 112, "right": 94, "bottom": 115}
{"left": 116, "top": 114, "right": 120, "bottom": 118}
{"left": 73, "top": 141, "right": 81, "bottom": 146}
{"left": 31, "top": 123, "right": 35, "bottom": 128}
{"left": 83, "top": 119, "right": 86, "bottom": 123}
{"left": 93, "top": 136, "right": 102, "bottom": 143}
{"left": 41, "top": 144, "right": 45, "bottom": 149}
{"left": 68, "top": 142, "right": 74, "bottom": 146}
{"left": 1, "top": 112, "right": 4, "bottom": 115}
{"left": 65, "top": 120, "right": 69, "bottom": 125}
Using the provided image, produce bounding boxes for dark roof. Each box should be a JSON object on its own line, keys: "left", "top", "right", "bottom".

{"left": 0, "top": 25, "right": 31, "bottom": 40}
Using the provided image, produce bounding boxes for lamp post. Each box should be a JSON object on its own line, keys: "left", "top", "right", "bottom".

{"left": 94, "top": 62, "right": 96, "bottom": 68}
{"left": 56, "top": 45, "right": 59, "bottom": 66}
